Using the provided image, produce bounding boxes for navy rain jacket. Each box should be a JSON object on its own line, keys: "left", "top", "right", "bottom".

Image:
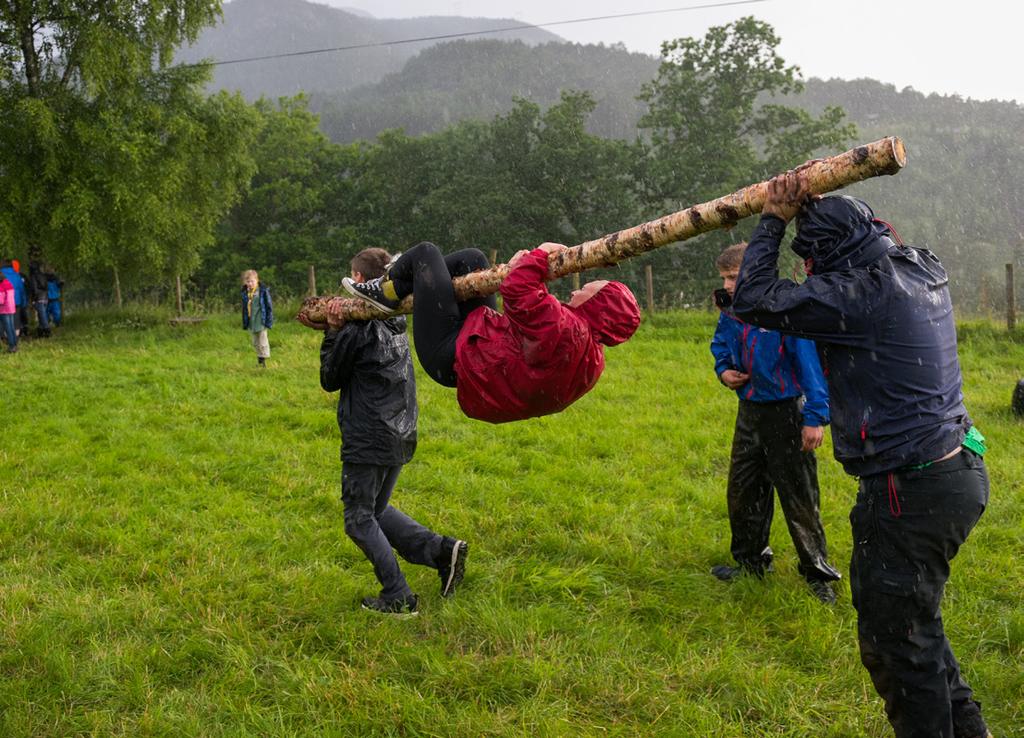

{"left": 732, "top": 196, "right": 970, "bottom": 477}
{"left": 320, "top": 317, "right": 417, "bottom": 466}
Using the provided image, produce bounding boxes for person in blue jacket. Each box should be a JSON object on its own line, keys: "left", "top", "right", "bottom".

{"left": 240, "top": 269, "right": 273, "bottom": 367}
{"left": 710, "top": 242, "right": 841, "bottom": 604}
{"left": 732, "top": 170, "right": 991, "bottom": 738}
{"left": 0, "top": 259, "right": 26, "bottom": 339}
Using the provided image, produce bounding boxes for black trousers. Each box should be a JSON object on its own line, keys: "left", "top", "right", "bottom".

{"left": 726, "top": 398, "right": 838, "bottom": 581}
{"left": 341, "top": 462, "right": 444, "bottom": 601}
{"left": 388, "top": 241, "right": 497, "bottom": 387}
{"left": 851, "top": 449, "right": 988, "bottom": 738}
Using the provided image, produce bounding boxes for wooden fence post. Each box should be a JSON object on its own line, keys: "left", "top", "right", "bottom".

{"left": 175, "top": 275, "right": 183, "bottom": 316}
{"left": 1007, "top": 263, "right": 1016, "bottom": 331}
{"left": 308, "top": 265, "right": 317, "bottom": 297}
{"left": 645, "top": 264, "right": 655, "bottom": 313}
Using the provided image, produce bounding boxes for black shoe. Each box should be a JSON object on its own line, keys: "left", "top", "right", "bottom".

{"left": 711, "top": 562, "right": 771, "bottom": 581}
{"left": 438, "top": 538, "right": 468, "bottom": 597}
{"left": 361, "top": 593, "right": 418, "bottom": 618}
{"left": 808, "top": 579, "right": 837, "bottom": 604}
{"left": 257, "top": 356, "right": 266, "bottom": 367}
{"left": 342, "top": 275, "right": 402, "bottom": 313}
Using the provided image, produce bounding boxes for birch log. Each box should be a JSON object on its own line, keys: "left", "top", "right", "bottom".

{"left": 298, "top": 136, "right": 907, "bottom": 325}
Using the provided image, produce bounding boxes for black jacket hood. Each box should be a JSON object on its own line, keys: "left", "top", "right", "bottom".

{"left": 791, "top": 195, "right": 894, "bottom": 272}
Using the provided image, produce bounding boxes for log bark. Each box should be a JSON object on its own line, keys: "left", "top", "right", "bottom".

{"left": 298, "top": 137, "right": 907, "bottom": 325}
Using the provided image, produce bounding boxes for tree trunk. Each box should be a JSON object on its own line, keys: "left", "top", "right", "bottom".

{"left": 113, "top": 267, "right": 123, "bottom": 310}
{"left": 298, "top": 137, "right": 907, "bottom": 325}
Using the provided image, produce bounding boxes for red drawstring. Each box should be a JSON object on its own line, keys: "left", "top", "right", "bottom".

{"left": 873, "top": 217, "right": 905, "bottom": 246}
{"left": 887, "top": 473, "right": 902, "bottom": 517}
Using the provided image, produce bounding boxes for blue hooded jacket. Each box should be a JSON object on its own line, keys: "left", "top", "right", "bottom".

{"left": 733, "top": 196, "right": 970, "bottom": 477}
{"left": 0, "top": 266, "right": 25, "bottom": 306}
{"left": 711, "top": 306, "right": 829, "bottom": 427}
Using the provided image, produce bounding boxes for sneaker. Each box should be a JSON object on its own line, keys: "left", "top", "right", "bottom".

{"left": 711, "top": 564, "right": 743, "bottom": 582}
{"left": 257, "top": 356, "right": 266, "bottom": 367}
{"left": 438, "top": 538, "right": 468, "bottom": 597}
{"left": 342, "top": 275, "right": 401, "bottom": 313}
{"left": 711, "top": 562, "right": 772, "bottom": 581}
{"left": 361, "top": 593, "right": 418, "bottom": 618}
{"left": 808, "top": 579, "right": 837, "bottom": 605}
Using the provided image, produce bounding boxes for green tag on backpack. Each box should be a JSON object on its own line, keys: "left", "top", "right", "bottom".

{"left": 963, "top": 426, "right": 987, "bottom": 456}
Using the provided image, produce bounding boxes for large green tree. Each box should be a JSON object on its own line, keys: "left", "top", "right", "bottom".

{"left": 203, "top": 95, "right": 363, "bottom": 298}
{"left": 630, "top": 17, "right": 856, "bottom": 302}
{"left": 0, "top": 0, "right": 258, "bottom": 296}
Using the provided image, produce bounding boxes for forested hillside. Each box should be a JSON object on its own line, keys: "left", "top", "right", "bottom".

{"left": 178, "top": 0, "right": 561, "bottom": 99}
{"left": 314, "top": 39, "right": 658, "bottom": 142}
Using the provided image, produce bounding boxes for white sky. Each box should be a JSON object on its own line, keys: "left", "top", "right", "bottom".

{"left": 326, "top": 0, "right": 1021, "bottom": 103}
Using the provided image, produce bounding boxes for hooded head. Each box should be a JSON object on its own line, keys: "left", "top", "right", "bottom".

{"left": 568, "top": 281, "right": 641, "bottom": 346}
{"left": 791, "top": 196, "right": 895, "bottom": 273}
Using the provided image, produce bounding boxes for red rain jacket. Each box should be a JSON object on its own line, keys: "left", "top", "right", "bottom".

{"left": 454, "top": 248, "right": 631, "bottom": 423}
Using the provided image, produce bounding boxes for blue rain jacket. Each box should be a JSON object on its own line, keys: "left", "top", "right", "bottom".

{"left": 711, "top": 307, "right": 829, "bottom": 427}
{"left": 732, "top": 196, "right": 970, "bottom": 477}
{"left": 0, "top": 267, "right": 25, "bottom": 306}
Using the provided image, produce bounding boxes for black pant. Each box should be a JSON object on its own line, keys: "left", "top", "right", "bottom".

{"left": 341, "top": 462, "right": 444, "bottom": 601}
{"left": 850, "top": 450, "right": 988, "bottom": 738}
{"left": 388, "top": 241, "right": 496, "bottom": 387}
{"left": 726, "top": 398, "right": 838, "bottom": 581}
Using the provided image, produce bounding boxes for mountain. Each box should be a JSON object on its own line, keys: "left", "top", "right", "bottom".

{"left": 313, "top": 38, "right": 659, "bottom": 142}
{"left": 178, "top": 0, "right": 563, "bottom": 99}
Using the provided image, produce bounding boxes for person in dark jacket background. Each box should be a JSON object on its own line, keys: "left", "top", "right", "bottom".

{"left": 312, "top": 247, "right": 468, "bottom": 618}
{"left": 342, "top": 241, "right": 641, "bottom": 424}
{"left": 732, "top": 170, "right": 991, "bottom": 738}
{"left": 240, "top": 269, "right": 273, "bottom": 367}
{"left": 710, "top": 242, "right": 840, "bottom": 604}
{"left": 27, "top": 258, "right": 51, "bottom": 338}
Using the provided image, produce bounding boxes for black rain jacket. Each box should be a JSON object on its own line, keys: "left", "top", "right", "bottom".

{"left": 733, "top": 195, "right": 970, "bottom": 477}
{"left": 320, "top": 317, "right": 417, "bottom": 466}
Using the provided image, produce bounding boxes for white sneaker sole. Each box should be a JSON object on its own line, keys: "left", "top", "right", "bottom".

{"left": 441, "top": 540, "right": 468, "bottom": 597}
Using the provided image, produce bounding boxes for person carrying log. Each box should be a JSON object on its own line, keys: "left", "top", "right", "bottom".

{"left": 340, "top": 241, "right": 641, "bottom": 423}
{"left": 732, "top": 169, "right": 992, "bottom": 738}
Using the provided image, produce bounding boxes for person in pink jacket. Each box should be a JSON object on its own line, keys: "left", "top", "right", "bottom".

{"left": 0, "top": 272, "right": 17, "bottom": 353}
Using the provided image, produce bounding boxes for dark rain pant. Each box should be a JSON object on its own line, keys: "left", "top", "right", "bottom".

{"left": 726, "top": 398, "right": 839, "bottom": 581}
{"left": 850, "top": 450, "right": 989, "bottom": 738}
{"left": 341, "top": 462, "right": 444, "bottom": 601}
{"left": 388, "top": 241, "right": 497, "bottom": 388}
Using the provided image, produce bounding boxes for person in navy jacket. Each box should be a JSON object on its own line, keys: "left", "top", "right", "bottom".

{"left": 732, "top": 170, "right": 990, "bottom": 738}
{"left": 710, "top": 242, "right": 840, "bottom": 604}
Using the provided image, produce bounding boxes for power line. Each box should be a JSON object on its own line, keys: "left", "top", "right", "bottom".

{"left": 196, "top": 0, "right": 769, "bottom": 68}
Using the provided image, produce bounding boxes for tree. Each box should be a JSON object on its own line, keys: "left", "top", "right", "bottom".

{"left": 632, "top": 17, "right": 857, "bottom": 301}
{"left": 0, "top": 1, "right": 258, "bottom": 297}
{"left": 637, "top": 17, "right": 855, "bottom": 208}
{"left": 202, "top": 95, "right": 363, "bottom": 298}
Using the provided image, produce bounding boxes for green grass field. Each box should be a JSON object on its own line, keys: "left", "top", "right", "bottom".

{"left": 1, "top": 307, "right": 1022, "bottom": 737}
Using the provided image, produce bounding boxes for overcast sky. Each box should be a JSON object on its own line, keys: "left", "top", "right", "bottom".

{"left": 325, "top": 0, "right": 1020, "bottom": 104}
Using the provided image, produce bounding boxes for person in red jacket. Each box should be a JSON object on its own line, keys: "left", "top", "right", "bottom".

{"left": 342, "top": 241, "right": 641, "bottom": 423}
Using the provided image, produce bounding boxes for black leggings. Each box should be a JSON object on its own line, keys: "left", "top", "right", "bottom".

{"left": 388, "top": 242, "right": 497, "bottom": 387}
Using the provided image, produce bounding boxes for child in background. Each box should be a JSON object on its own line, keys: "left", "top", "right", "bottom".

{"left": 241, "top": 270, "right": 273, "bottom": 367}
{"left": 309, "top": 247, "right": 468, "bottom": 617}
{"left": 0, "top": 272, "right": 17, "bottom": 352}
{"left": 46, "top": 268, "right": 64, "bottom": 327}
{"left": 710, "top": 242, "right": 841, "bottom": 604}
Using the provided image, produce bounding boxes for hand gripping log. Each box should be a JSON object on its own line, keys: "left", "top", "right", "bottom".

{"left": 297, "top": 136, "right": 907, "bottom": 325}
